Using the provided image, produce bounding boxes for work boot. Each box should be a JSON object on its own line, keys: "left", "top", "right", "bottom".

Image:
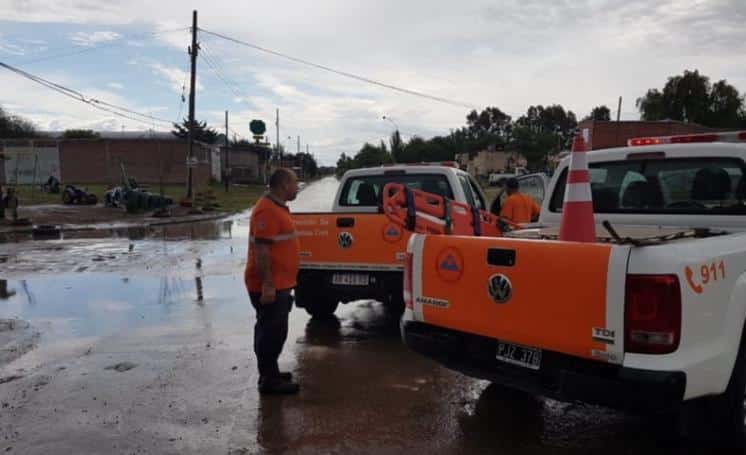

{"left": 259, "top": 377, "right": 300, "bottom": 395}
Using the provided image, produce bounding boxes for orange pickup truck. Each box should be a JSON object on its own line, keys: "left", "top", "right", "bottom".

{"left": 292, "top": 163, "right": 490, "bottom": 318}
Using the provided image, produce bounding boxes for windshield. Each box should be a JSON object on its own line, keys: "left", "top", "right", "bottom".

{"left": 550, "top": 157, "right": 746, "bottom": 215}
{"left": 339, "top": 173, "right": 453, "bottom": 206}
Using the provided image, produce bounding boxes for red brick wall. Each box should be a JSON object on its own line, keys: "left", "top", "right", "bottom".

{"left": 58, "top": 139, "right": 211, "bottom": 186}
{"left": 579, "top": 120, "right": 719, "bottom": 150}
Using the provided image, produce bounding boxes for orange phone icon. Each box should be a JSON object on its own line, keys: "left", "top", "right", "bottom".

{"left": 685, "top": 266, "right": 704, "bottom": 294}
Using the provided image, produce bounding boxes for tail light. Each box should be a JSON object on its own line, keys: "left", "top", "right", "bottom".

{"left": 625, "top": 275, "right": 681, "bottom": 354}
{"left": 403, "top": 252, "right": 414, "bottom": 309}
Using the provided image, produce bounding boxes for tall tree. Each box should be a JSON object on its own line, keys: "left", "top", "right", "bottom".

{"left": 636, "top": 70, "right": 746, "bottom": 127}
{"left": 0, "top": 105, "right": 38, "bottom": 138}
{"left": 465, "top": 106, "right": 512, "bottom": 147}
{"left": 390, "top": 130, "right": 404, "bottom": 162}
{"left": 171, "top": 118, "right": 219, "bottom": 144}
{"left": 585, "top": 105, "right": 611, "bottom": 121}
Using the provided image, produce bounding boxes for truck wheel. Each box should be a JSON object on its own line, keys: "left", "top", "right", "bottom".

{"left": 710, "top": 325, "right": 746, "bottom": 439}
{"left": 305, "top": 299, "right": 339, "bottom": 319}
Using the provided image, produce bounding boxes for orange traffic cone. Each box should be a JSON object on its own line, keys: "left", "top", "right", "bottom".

{"left": 559, "top": 129, "right": 596, "bottom": 242}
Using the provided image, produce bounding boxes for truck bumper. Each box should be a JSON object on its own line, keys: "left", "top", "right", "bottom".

{"left": 297, "top": 269, "right": 403, "bottom": 306}
{"left": 401, "top": 320, "right": 686, "bottom": 413}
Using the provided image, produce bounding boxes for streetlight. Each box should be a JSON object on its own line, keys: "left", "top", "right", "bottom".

{"left": 382, "top": 115, "right": 399, "bottom": 131}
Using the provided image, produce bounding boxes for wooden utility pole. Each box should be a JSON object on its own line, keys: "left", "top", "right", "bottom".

{"left": 616, "top": 96, "right": 622, "bottom": 122}
{"left": 276, "top": 108, "right": 281, "bottom": 161}
{"left": 185, "top": 10, "right": 199, "bottom": 201}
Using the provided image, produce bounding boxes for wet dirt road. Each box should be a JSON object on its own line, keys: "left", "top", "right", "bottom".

{"left": 0, "top": 177, "right": 719, "bottom": 453}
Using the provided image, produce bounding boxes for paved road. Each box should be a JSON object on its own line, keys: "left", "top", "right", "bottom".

{"left": 0, "top": 177, "right": 730, "bottom": 453}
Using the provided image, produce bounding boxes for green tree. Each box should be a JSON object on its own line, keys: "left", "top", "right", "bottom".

{"left": 353, "top": 142, "right": 393, "bottom": 168}
{"left": 511, "top": 127, "right": 557, "bottom": 169}
{"left": 61, "top": 129, "right": 100, "bottom": 139}
{"left": 0, "top": 105, "right": 37, "bottom": 138}
{"left": 171, "top": 118, "right": 219, "bottom": 144}
{"left": 390, "top": 130, "right": 404, "bottom": 162}
{"left": 636, "top": 70, "right": 746, "bottom": 127}
{"left": 336, "top": 152, "right": 354, "bottom": 177}
{"left": 584, "top": 105, "right": 611, "bottom": 121}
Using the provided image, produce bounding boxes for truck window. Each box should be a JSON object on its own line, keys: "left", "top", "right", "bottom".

{"left": 518, "top": 176, "right": 545, "bottom": 206}
{"left": 458, "top": 175, "right": 476, "bottom": 207}
{"left": 467, "top": 176, "right": 486, "bottom": 210}
{"left": 549, "top": 157, "right": 746, "bottom": 215}
{"left": 339, "top": 174, "right": 453, "bottom": 207}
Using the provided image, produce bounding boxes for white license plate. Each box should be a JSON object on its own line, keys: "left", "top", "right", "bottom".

{"left": 331, "top": 273, "right": 370, "bottom": 286}
{"left": 496, "top": 341, "right": 542, "bottom": 370}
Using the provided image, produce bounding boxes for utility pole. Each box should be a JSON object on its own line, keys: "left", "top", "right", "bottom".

{"left": 297, "top": 135, "right": 300, "bottom": 155}
{"left": 224, "top": 110, "right": 230, "bottom": 192}
{"left": 185, "top": 9, "right": 199, "bottom": 202}
{"left": 276, "top": 108, "right": 280, "bottom": 161}
{"left": 616, "top": 96, "right": 622, "bottom": 122}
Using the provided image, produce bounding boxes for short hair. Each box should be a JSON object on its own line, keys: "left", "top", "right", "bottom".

{"left": 269, "top": 168, "right": 294, "bottom": 189}
{"left": 506, "top": 178, "right": 519, "bottom": 190}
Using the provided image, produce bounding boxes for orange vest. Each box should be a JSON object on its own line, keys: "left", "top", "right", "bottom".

{"left": 500, "top": 193, "right": 540, "bottom": 224}
{"left": 244, "top": 196, "right": 300, "bottom": 293}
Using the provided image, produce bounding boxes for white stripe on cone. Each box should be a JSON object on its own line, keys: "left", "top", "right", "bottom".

{"left": 564, "top": 182, "right": 592, "bottom": 203}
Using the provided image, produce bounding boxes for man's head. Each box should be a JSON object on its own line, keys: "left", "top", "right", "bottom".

{"left": 269, "top": 168, "right": 299, "bottom": 202}
{"left": 506, "top": 178, "right": 519, "bottom": 195}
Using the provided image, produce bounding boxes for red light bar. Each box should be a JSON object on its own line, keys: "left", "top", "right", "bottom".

{"left": 628, "top": 130, "right": 746, "bottom": 147}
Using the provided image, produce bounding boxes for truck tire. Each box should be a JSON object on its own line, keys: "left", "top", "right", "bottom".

{"left": 709, "top": 323, "right": 746, "bottom": 439}
{"left": 305, "top": 299, "right": 339, "bottom": 319}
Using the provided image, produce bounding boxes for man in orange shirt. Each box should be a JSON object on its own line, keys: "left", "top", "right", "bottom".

{"left": 245, "top": 168, "right": 301, "bottom": 394}
{"left": 500, "top": 178, "right": 540, "bottom": 224}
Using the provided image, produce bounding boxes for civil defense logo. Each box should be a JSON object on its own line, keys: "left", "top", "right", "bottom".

{"left": 440, "top": 254, "right": 460, "bottom": 272}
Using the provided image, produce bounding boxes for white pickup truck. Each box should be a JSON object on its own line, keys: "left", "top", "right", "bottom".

{"left": 402, "top": 131, "right": 746, "bottom": 435}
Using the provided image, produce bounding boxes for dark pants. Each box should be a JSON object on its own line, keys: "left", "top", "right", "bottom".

{"left": 250, "top": 289, "right": 293, "bottom": 381}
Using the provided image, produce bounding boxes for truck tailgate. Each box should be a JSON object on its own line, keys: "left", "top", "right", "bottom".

{"left": 294, "top": 212, "right": 412, "bottom": 271}
{"left": 411, "top": 235, "right": 630, "bottom": 364}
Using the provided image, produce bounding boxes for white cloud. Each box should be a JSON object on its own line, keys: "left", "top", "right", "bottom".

{"left": 107, "top": 82, "right": 124, "bottom": 90}
{"left": 70, "top": 30, "right": 121, "bottom": 47}
{"left": 2, "top": 0, "right": 746, "bottom": 166}
{"left": 150, "top": 63, "right": 201, "bottom": 94}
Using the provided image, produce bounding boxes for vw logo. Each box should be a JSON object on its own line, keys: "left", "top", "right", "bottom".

{"left": 338, "top": 231, "right": 353, "bottom": 249}
{"left": 488, "top": 274, "right": 512, "bottom": 304}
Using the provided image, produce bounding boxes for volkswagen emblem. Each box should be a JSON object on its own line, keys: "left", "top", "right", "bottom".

{"left": 338, "top": 231, "right": 353, "bottom": 249}
{"left": 488, "top": 274, "right": 512, "bottom": 304}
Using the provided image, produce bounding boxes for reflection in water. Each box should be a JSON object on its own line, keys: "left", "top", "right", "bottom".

{"left": 457, "top": 384, "right": 544, "bottom": 451}
{"left": 20, "top": 280, "right": 36, "bottom": 306}
{"left": 257, "top": 396, "right": 291, "bottom": 453}
{"left": 0, "top": 279, "right": 16, "bottom": 299}
{"left": 195, "top": 276, "right": 204, "bottom": 303}
{"left": 303, "top": 316, "right": 341, "bottom": 347}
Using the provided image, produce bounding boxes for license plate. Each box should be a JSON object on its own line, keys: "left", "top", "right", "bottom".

{"left": 331, "top": 273, "right": 370, "bottom": 286}
{"left": 496, "top": 341, "right": 542, "bottom": 370}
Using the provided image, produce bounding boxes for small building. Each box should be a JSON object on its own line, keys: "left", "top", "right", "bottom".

{"left": 220, "top": 143, "right": 270, "bottom": 184}
{"left": 456, "top": 145, "right": 527, "bottom": 179}
{"left": 0, "top": 136, "right": 213, "bottom": 187}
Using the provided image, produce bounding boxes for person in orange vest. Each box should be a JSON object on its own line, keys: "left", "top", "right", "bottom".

{"left": 499, "top": 177, "right": 540, "bottom": 224}
{"left": 245, "top": 168, "right": 301, "bottom": 394}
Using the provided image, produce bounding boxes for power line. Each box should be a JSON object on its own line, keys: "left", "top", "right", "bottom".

{"left": 198, "top": 27, "right": 477, "bottom": 110}
{"left": 0, "top": 61, "right": 174, "bottom": 127}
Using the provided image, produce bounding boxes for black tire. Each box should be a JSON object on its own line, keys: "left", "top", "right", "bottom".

{"left": 305, "top": 299, "right": 339, "bottom": 319}
{"left": 62, "top": 191, "right": 73, "bottom": 204}
{"left": 86, "top": 194, "right": 98, "bottom": 205}
{"left": 710, "top": 325, "right": 746, "bottom": 439}
{"left": 682, "top": 322, "right": 746, "bottom": 444}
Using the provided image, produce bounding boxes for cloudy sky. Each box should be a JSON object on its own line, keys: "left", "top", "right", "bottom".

{"left": 1, "top": 0, "right": 745, "bottom": 165}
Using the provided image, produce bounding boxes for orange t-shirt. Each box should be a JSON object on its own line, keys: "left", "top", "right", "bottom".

{"left": 244, "top": 196, "right": 300, "bottom": 293}
{"left": 500, "top": 193, "right": 540, "bottom": 224}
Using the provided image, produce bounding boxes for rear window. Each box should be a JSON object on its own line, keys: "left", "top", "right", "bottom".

{"left": 339, "top": 173, "right": 453, "bottom": 207}
{"left": 549, "top": 157, "right": 746, "bottom": 215}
